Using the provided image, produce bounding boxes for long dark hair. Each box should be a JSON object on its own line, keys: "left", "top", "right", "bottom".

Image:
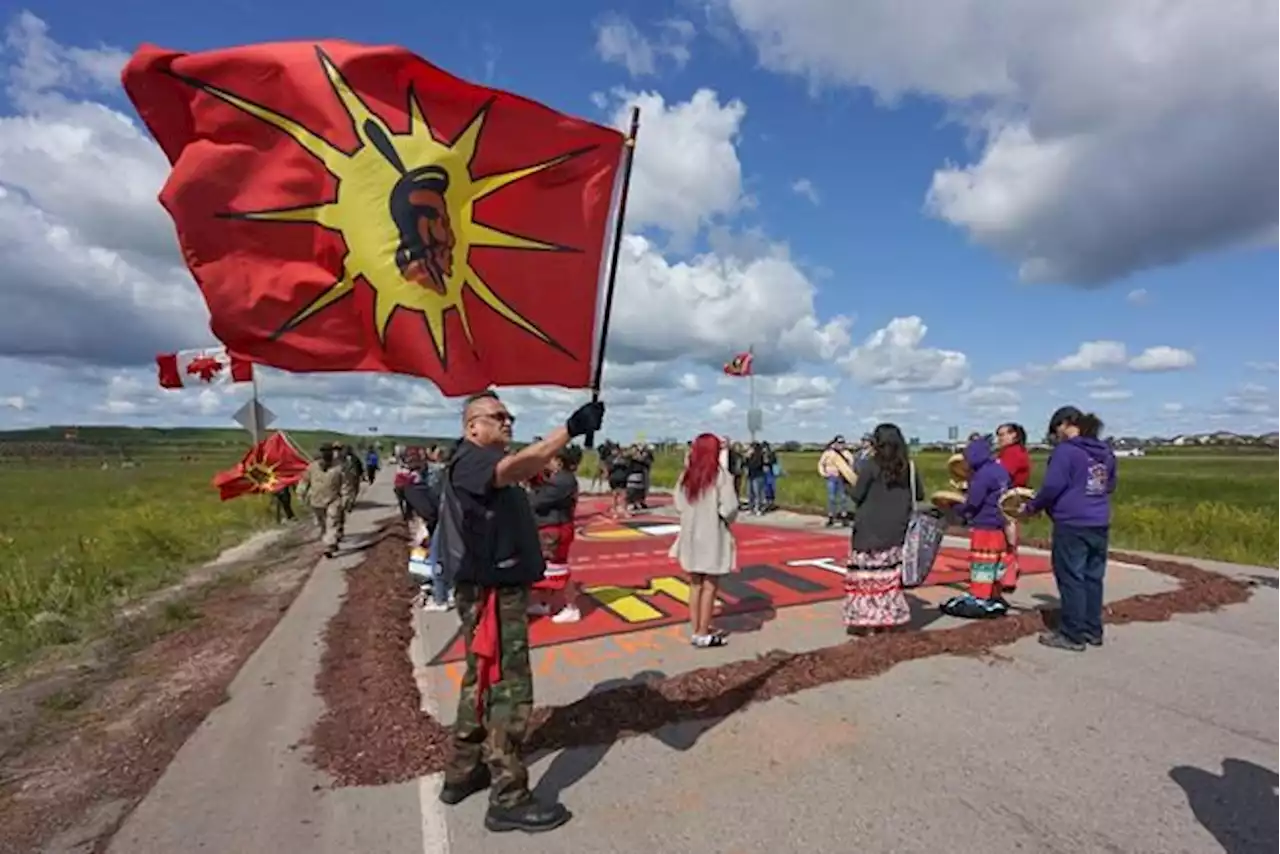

{"left": 1049, "top": 406, "right": 1104, "bottom": 439}
{"left": 871, "top": 423, "right": 910, "bottom": 487}
{"left": 999, "top": 422, "right": 1028, "bottom": 446}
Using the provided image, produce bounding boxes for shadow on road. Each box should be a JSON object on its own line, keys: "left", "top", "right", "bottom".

{"left": 1169, "top": 758, "right": 1278, "bottom": 854}
{"left": 530, "top": 662, "right": 783, "bottom": 801}
{"left": 1246, "top": 574, "right": 1278, "bottom": 590}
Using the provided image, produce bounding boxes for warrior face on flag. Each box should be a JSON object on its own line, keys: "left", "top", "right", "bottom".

{"left": 391, "top": 165, "right": 456, "bottom": 295}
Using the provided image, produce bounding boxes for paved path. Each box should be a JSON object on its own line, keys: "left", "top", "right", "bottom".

{"left": 112, "top": 479, "right": 1278, "bottom": 854}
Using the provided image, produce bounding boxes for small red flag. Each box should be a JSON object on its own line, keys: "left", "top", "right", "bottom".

{"left": 156, "top": 347, "right": 254, "bottom": 389}
{"left": 723, "top": 352, "right": 754, "bottom": 377}
{"left": 124, "top": 41, "right": 627, "bottom": 395}
{"left": 212, "top": 432, "right": 310, "bottom": 500}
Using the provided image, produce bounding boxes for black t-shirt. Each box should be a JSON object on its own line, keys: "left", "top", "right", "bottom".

{"left": 449, "top": 441, "right": 545, "bottom": 587}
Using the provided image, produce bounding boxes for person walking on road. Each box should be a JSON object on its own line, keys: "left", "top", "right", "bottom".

{"left": 340, "top": 445, "right": 363, "bottom": 512}
{"left": 1020, "top": 406, "right": 1116, "bottom": 652}
{"left": 437, "top": 390, "right": 605, "bottom": 833}
{"left": 669, "top": 433, "right": 739, "bottom": 648}
{"left": 297, "top": 443, "right": 353, "bottom": 559}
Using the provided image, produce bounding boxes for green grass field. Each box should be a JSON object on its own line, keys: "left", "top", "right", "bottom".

{"left": 0, "top": 426, "right": 437, "bottom": 672}
{"left": 0, "top": 427, "right": 1274, "bottom": 671}
{"left": 579, "top": 450, "right": 1279, "bottom": 567}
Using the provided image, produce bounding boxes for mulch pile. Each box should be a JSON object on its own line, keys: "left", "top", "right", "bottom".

{"left": 307, "top": 523, "right": 1254, "bottom": 787}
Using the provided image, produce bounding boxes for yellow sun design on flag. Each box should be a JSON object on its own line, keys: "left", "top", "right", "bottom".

{"left": 175, "top": 46, "right": 588, "bottom": 361}
{"left": 243, "top": 461, "right": 280, "bottom": 492}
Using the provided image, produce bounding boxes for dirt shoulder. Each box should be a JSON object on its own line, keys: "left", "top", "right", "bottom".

{"left": 0, "top": 524, "right": 321, "bottom": 854}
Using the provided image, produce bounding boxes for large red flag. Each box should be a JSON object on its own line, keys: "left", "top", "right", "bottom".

{"left": 123, "top": 41, "right": 626, "bottom": 395}
{"left": 212, "top": 432, "right": 311, "bottom": 501}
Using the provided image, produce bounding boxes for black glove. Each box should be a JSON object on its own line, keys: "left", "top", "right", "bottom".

{"left": 565, "top": 401, "right": 606, "bottom": 438}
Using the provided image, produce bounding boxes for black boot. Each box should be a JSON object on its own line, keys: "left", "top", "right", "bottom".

{"left": 439, "top": 765, "right": 491, "bottom": 806}
{"left": 484, "top": 797, "right": 572, "bottom": 833}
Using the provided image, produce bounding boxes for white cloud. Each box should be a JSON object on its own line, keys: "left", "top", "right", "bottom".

{"left": 603, "top": 88, "right": 748, "bottom": 241}
{"left": 0, "top": 13, "right": 211, "bottom": 366}
{"left": 2, "top": 394, "right": 27, "bottom": 410}
{"left": 1055, "top": 341, "right": 1197, "bottom": 373}
{"left": 1127, "top": 288, "right": 1150, "bottom": 306}
{"left": 1162, "top": 402, "right": 1184, "bottom": 413}
{"left": 986, "top": 369, "right": 1023, "bottom": 385}
{"left": 1246, "top": 361, "right": 1279, "bottom": 373}
{"left": 595, "top": 16, "right": 695, "bottom": 77}
{"left": 609, "top": 233, "right": 851, "bottom": 368}
{"left": 961, "top": 384, "right": 1019, "bottom": 417}
{"left": 1089, "top": 388, "right": 1133, "bottom": 401}
{"left": 709, "top": 397, "right": 737, "bottom": 417}
{"left": 722, "top": 0, "right": 1278, "bottom": 283}
{"left": 790, "top": 178, "right": 820, "bottom": 205}
{"left": 1080, "top": 377, "right": 1118, "bottom": 389}
{"left": 1054, "top": 341, "right": 1127, "bottom": 372}
{"left": 1128, "top": 346, "right": 1197, "bottom": 372}
{"left": 839, "top": 316, "right": 968, "bottom": 391}
{"left": 1221, "top": 382, "right": 1277, "bottom": 417}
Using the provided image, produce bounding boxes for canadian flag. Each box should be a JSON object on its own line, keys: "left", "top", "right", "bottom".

{"left": 156, "top": 348, "right": 254, "bottom": 389}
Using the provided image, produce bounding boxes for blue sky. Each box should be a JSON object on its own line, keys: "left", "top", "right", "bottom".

{"left": 0, "top": 1, "right": 1275, "bottom": 442}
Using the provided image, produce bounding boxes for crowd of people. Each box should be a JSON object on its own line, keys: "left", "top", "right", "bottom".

{"left": 348, "top": 395, "right": 1116, "bottom": 835}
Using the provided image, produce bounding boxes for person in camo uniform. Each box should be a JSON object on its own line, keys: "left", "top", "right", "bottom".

{"left": 296, "top": 443, "right": 353, "bottom": 558}
{"left": 437, "top": 390, "right": 605, "bottom": 834}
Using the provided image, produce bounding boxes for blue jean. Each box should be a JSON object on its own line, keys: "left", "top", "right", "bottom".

{"left": 1050, "top": 524, "right": 1109, "bottom": 642}
{"left": 826, "top": 476, "right": 848, "bottom": 518}
{"left": 763, "top": 469, "right": 777, "bottom": 504}
{"left": 748, "top": 475, "right": 767, "bottom": 511}
{"left": 428, "top": 528, "right": 451, "bottom": 605}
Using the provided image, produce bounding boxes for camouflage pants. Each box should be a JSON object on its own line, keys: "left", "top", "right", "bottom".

{"left": 446, "top": 583, "right": 534, "bottom": 807}
{"left": 312, "top": 502, "right": 345, "bottom": 548}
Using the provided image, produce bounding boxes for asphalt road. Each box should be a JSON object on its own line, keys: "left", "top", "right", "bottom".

{"left": 110, "top": 477, "right": 1279, "bottom": 854}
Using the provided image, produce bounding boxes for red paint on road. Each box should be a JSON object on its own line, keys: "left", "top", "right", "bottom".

{"left": 429, "top": 501, "right": 1048, "bottom": 664}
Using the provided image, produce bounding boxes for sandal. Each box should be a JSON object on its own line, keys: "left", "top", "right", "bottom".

{"left": 692, "top": 633, "right": 727, "bottom": 648}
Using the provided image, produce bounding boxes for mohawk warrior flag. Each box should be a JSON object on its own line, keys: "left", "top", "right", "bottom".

{"left": 123, "top": 41, "right": 627, "bottom": 396}
{"left": 212, "top": 432, "right": 310, "bottom": 501}
{"left": 157, "top": 347, "right": 254, "bottom": 388}
{"left": 723, "top": 351, "right": 754, "bottom": 377}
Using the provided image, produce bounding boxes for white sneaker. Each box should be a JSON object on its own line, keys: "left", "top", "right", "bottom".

{"left": 551, "top": 605, "right": 581, "bottom": 624}
{"left": 421, "top": 600, "right": 452, "bottom": 613}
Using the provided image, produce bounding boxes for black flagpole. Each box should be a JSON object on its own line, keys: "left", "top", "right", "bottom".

{"left": 585, "top": 106, "right": 640, "bottom": 450}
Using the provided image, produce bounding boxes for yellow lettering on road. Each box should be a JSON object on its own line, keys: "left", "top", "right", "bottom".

{"left": 583, "top": 576, "right": 692, "bottom": 623}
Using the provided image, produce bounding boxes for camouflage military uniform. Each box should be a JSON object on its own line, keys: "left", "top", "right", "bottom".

{"left": 445, "top": 582, "right": 534, "bottom": 807}
{"left": 297, "top": 460, "right": 351, "bottom": 550}
{"left": 341, "top": 452, "right": 362, "bottom": 514}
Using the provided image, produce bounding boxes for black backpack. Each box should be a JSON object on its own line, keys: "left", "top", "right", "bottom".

{"left": 403, "top": 464, "right": 446, "bottom": 531}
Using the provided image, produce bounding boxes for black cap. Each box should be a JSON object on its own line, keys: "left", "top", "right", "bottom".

{"left": 1048, "top": 405, "right": 1083, "bottom": 435}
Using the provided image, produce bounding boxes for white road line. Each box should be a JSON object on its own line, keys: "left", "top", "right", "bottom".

{"left": 411, "top": 608, "right": 452, "bottom": 854}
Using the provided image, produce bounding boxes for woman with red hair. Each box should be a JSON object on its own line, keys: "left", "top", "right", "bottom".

{"left": 669, "top": 433, "right": 739, "bottom": 647}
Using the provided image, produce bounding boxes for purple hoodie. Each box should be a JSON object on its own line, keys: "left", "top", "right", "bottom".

{"left": 1026, "top": 436, "right": 1117, "bottom": 527}
{"left": 957, "top": 438, "right": 1009, "bottom": 530}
